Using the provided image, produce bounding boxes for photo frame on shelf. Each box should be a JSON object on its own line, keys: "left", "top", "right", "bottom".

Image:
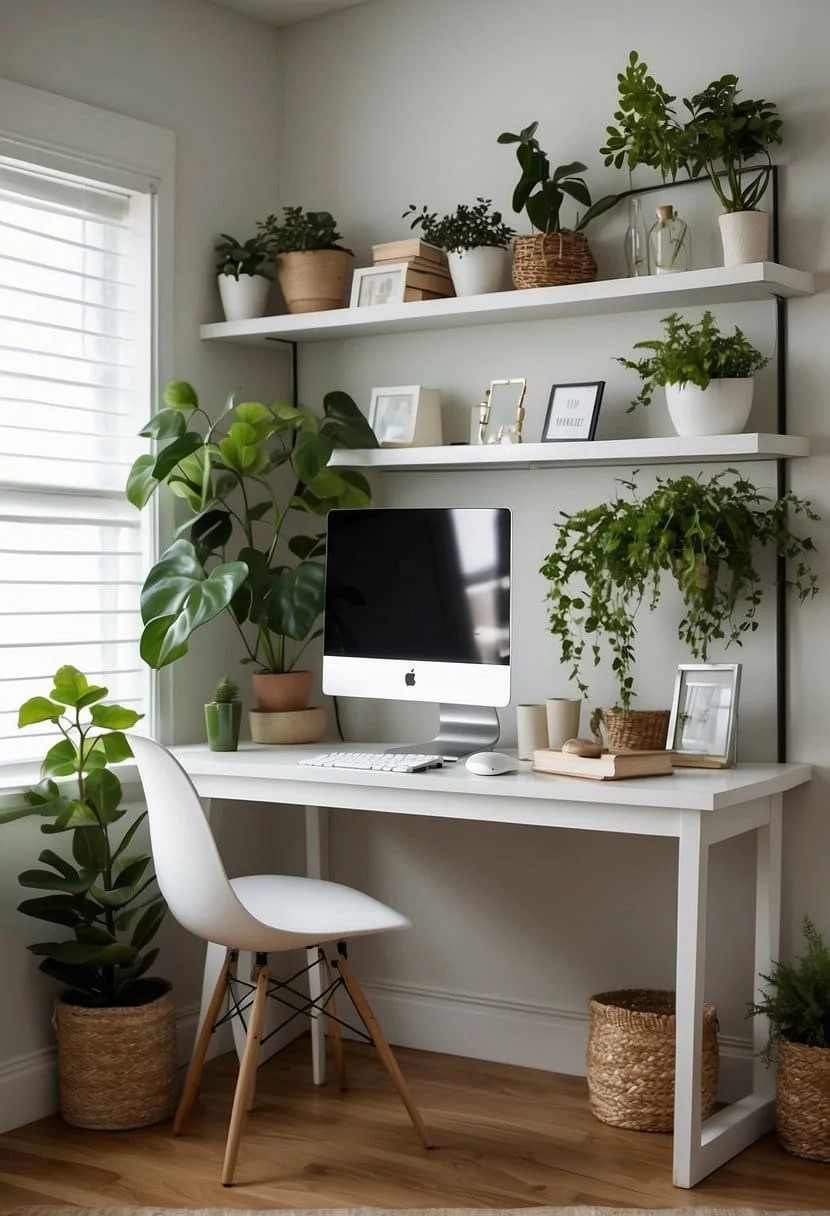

{"left": 479, "top": 377, "right": 527, "bottom": 444}
{"left": 350, "top": 263, "right": 408, "bottom": 308}
{"left": 368, "top": 385, "right": 443, "bottom": 447}
{"left": 541, "top": 380, "right": 604, "bottom": 442}
{"left": 667, "top": 663, "right": 742, "bottom": 768}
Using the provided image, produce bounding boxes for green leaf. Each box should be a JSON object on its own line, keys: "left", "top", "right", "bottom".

{"left": 115, "top": 856, "right": 150, "bottom": 889}
{"left": 218, "top": 421, "right": 269, "bottom": 477}
{"left": 139, "top": 409, "right": 187, "bottom": 442}
{"left": 38, "top": 957, "right": 99, "bottom": 993}
{"left": 126, "top": 454, "right": 158, "bottom": 509}
{"left": 19, "top": 868, "right": 94, "bottom": 894}
{"left": 153, "top": 432, "right": 204, "bottom": 481}
{"left": 48, "top": 799, "right": 100, "bottom": 831}
{"left": 72, "top": 822, "right": 108, "bottom": 871}
{"left": 41, "top": 737, "right": 78, "bottom": 779}
{"left": 17, "top": 895, "right": 85, "bottom": 927}
{"left": 98, "top": 731, "right": 134, "bottom": 764}
{"left": 89, "top": 704, "right": 143, "bottom": 730}
{"left": 293, "top": 431, "right": 334, "bottom": 484}
{"left": 85, "top": 768, "right": 123, "bottom": 823}
{"left": 111, "top": 813, "right": 147, "bottom": 863}
{"left": 321, "top": 390, "right": 379, "bottom": 448}
{"left": 90, "top": 885, "right": 135, "bottom": 909}
{"left": 75, "top": 685, "right": 109, "bottom": 710}
{"left": 38, "top": 849, "right": 79, "bottom": 880}
{"left": 131, "top": 898, "right": 166, "bottom": 950}
{"left": 50, "top": 666, "right": 91, "bottom": 708}
{"left": 17, "top": 696, "right": 64, "bottom": 727}
{"left": 190, "top": 508, "right": 233, "bottom": 553}
{"left": 30, "top": 940, "right": 136, "bottom": 965}
{"left": 163, "top": 380, "right": 199, "bottom": 409}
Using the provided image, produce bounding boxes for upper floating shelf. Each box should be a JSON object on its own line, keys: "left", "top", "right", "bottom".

{"left": 328, "top": 433, "right": 811, "bottom": 473}
{"left": 200, "top": 262, "right": 814, "bottom": 347}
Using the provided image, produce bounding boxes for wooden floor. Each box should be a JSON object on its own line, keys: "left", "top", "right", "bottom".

{"left": 0, "top": 1037, "right": 827, "bottom": 1210}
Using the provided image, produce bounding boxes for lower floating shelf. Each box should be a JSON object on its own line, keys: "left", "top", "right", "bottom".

{"left": 328, "top": 432, "right": 810, "bottom": 472}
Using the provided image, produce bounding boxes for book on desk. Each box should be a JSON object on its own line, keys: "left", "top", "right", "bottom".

{"left": 532, "top": 747, "right": 674, "bottom": 781}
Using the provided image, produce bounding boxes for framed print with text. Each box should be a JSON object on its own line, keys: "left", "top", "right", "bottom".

{"left": 541, "top": 380, "right": 604, "bottom": 442}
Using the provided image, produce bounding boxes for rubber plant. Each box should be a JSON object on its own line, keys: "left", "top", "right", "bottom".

{"left": 540, "top": 469, "right": 819, "bottom": 712}
{"left": 498, "top": 121, "right": 619, "bottom": 233}
{"left": 127, "top": 380, "right": 377, "bottom": 673}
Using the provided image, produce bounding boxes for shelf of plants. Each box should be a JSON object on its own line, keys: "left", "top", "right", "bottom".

{"left": 200, "top": 262, "right": 814, "bottom": 347}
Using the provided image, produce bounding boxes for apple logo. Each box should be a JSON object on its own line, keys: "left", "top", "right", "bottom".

{"left": 404, "top": 668, "right": 416, "bottom": 687}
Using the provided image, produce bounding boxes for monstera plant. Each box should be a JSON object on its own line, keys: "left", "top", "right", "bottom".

{"left": 126, "top": 380, "right": 377, "bottom": 688}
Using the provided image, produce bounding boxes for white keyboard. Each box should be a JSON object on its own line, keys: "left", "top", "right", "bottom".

{"left": 300, "top": 750, "right": 443, "bottom": 773}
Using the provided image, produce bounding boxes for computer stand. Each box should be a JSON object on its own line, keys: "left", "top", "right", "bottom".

{"left": 385, "top": 704, "right": 500, "bottom": 763}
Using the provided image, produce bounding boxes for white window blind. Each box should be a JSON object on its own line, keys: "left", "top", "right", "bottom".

{"left": 0, "top": 159, "right": 152, "bottom": 763}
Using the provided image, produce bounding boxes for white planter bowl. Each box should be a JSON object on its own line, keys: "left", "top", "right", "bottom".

{"left": 718, "top": 211, "right": 770, "bottom": 266}
{"left": 447, "top": 247, "right": 508, "bottom": 296}
{"left": 217, "top": 273, "right": 271, "bottom": 321}
{"left": 665, "top": 379, "right": 754, "bottom": 436}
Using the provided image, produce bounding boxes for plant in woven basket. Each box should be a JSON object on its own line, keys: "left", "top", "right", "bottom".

{"left": 749, "top": 917, "right": 830, "bottom": 1063}
{"left": 540, "top": 469, "right": 819, "bottom": 713}
{"left": 498, "top": 121, "right": 619, "bottom": 233}
{"left": 401, "top": 198, "right": 514, "bottom": 251}
{"left": 0, "top": 666, "right": 165, "bottom": 1007}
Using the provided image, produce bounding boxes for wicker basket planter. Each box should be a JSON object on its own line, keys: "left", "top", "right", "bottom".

{"left": 54, "top": 979, "right": 176, "bottom": 1129}
{"left": 587, "top": 989, "right": 719, "bottom": 1132}
{"left": 776, "top": 1039, "right": 830, "bottom": 1161}
{"left": 512, "top": 231, "right": 597, "bottom": 289}
{"left": 591, "top": 707, "right": 671, "bottom": 751}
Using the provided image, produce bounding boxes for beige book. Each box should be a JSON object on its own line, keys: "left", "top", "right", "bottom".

{"left": 532, "top": 747, "right": 674, "bottom": 781}
{"left": 405, "top": 267, "right": 456, "bottom": 294}
{"left": 372, "top": 238, "right": 447, "bottom": 266}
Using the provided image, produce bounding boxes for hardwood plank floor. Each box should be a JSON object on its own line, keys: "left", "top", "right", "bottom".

{"left": 0, "top": 1038, "right": 827, "bottom": 1210}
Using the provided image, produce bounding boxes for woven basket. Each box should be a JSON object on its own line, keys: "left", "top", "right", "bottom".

{"left": 512, "top": 231, "right": 597, "bottom": 289}
{"left": 587, "top": 989, "right": 719, "bottom": 1132}
{"left": 776, "top": 1039, "right": 830, "bottom": 1161}
{"left": 54, "top": 980, "right": 176, "bottom": 1129}
{"left": 592, "top": 707, "right": 671, "bottom": 751}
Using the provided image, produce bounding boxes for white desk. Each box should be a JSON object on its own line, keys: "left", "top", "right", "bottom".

{"left": 172, "top": 741, "right": 810, "bottom": 1188}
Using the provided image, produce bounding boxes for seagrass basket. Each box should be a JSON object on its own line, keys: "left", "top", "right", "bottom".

{"left": 512, "top": 231, "right": 597, "bottom": 289}
{"left": 587, "top": 989, "right": 719, "bottom": 1131}
{"left": 776, "top": 1039, "right": 830, "bottom": 1161}
{"left": 591, "top": 707, "right": 671, "bottom": 751}
{"left": 54, "top": 980, "right": 176, "bottom": 1129}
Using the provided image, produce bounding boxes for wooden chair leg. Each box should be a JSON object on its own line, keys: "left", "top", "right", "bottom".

{"left": 320, "top": 951, "right": 347, "bottom": 1090}
{"left": 335, "top": 950, "right": 431, "bottom": 1148}
{"left": 222, "top": 960, "right": 270, "bottom": 1186}
{"left": 173, "top": 947, "right": 236, "bottom": 1135}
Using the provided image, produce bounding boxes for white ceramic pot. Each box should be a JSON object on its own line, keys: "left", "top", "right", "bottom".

{"left": 718, "top": 211, "right": 770, "bottom": 266}
{"left": 665, "top": 378, "right": 754, "bottom": 436}
{"left": 217, "top": 273, "right": 271, "bottom": 321}
{"left": 447, "top": 246, "right": 508, "bottom": 296}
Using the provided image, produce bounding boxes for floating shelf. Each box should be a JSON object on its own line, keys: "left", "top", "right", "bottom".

{"left": 328, "top": 433, "right": 811, "bottom": 473}
{"left": 200, "top": 262, "right": 814, "bottom": 347}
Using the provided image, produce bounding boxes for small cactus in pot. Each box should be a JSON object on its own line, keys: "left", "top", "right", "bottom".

{"left": 205, "top": 675, "right": 242, "bottom": 752}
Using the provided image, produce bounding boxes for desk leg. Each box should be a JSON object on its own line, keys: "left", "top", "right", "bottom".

{"left": 305, "top": 805, "right": 330, "bottom": 1085}
{"left": 753, "top": 794, "right": 782, "bottom": 1099}
{"left": 674, "top": 813, "right": 708, "bottom": 1188}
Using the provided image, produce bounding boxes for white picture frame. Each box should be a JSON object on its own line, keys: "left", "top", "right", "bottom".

{"left": 667, "top": 663, "right": 742, "bottom": 768}
{"left": 368, "top": 385, "right": 443, "bottom": 448}
{"left": 350, "top": 262, "right": 408, "bottom": 308}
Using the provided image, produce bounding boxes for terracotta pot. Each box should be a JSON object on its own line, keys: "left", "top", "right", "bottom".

{"left": 251, "top": 669, "right": 313, "bottom": 712}
{"left": 249, "top": 706, "right": 327, "bottom": 745}
{"left": 276, "top": 248, "right": 353, "bottom": 313}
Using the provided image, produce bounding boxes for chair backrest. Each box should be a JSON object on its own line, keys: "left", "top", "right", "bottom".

{"left": 127, "top": 734, "right": 267, "bottom": 949}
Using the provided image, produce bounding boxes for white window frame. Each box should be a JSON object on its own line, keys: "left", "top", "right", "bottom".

{"left": 0, "top": 76, "right": 174, "bottom": 772}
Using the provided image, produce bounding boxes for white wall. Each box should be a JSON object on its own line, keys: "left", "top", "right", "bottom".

{"left": 272, "top": 0, "right": 830, "bottom": 1081}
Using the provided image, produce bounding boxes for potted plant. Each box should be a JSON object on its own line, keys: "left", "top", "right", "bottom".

{"left": 0, "top": 666, "right": 173, "bottom": 1129}
{"left": 401, "top": 198, "right": 514, "bottom": 296}
{"left": 497, "top": 121, "right": 618, "bottom": 288}
{"left": 540, "top": 469, "right": 818, "bottom": 742}
{"left": 127, "top": 379, "right": 377, "bottom": 739}
{"left": 257, "top": 205, "right": 352, "bottom": 313}
{"left": 214, "top": 230, "right": 272, "bottom": 322}
{"left": 601, "top": 51, "right": 782, "bottom": 265}
{"left": 750, "top": 916, "right": 830, "bottom": 1162}
{"left": 617, "top": 310, "right": 769, "bottom": 436}
{"left": 204, "top": 675, "right": 242, "bottom": 751}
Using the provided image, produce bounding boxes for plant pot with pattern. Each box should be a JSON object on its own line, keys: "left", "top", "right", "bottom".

{"left": 0, "top": 666, "right": 174, "bottom": 1129}
{"left": 498, "top": 121, "right": 618, "bottom": 288}
{"left": 257, "top": 206, "right": 353, "bottom": 313}
{"left": 402, "top": 198, "right": 514, "bottom": 296}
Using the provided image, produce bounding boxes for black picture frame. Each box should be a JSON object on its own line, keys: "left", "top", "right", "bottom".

{"left": 541, "top": 380, "right": 604, "bottom": 442}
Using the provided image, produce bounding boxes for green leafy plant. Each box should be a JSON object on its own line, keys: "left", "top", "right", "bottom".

{"left": 618, "top": 311, "right": 769, "bottom": 411}
{"left": 401, "top": 198, "right": 514, "bottom": 252}
{"left": 498, "top": 121, "right": 618, "bottom": 233}
{"left": 749, "top": 917, "right": 830, "bottom": 1062}
{"left": 540, "top": 469, "right": 819, "bottom": 712}
{"left": 126, "top": 380, "right": 378, "bottom": 674}
{"left": 0, "top": 667, "right": 163, "bottom": 1006}
{"left": 211, "top": 675, "right": 240, "bottom": 704}
{"left": 214, "top": 231, "right": 272, "bottom": 279}
{"left": 601, "top": 51, "right": 783, "bottom": 211}
{"left": 257, "top": 206, "right": 347, "bottom": 253}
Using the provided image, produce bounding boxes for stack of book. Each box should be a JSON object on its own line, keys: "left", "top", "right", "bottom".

{"left": 372, "top": 238, "right": 455, "bottom": 302}
{"left": 532, "top": 747, "right": 674, "bottom": 781}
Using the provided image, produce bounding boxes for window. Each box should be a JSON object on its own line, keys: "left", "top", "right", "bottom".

{"left": 0, "top": 159, "right": 154, "bottom": 763}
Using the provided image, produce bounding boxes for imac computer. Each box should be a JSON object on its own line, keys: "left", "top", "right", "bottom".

{"left": 322, "top": 506, "right": 511, "bottom": 759}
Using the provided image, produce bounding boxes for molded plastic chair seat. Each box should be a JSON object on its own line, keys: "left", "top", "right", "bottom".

{"left": 228, "top": 873, "right": 410, "bottom": 945}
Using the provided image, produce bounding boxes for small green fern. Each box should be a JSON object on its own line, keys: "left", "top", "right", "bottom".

{"left": 749, "top": 917, "right": 830, "bottom": 1062}
{"left": 212, "top": 675, "right": 240, "bottom": 704}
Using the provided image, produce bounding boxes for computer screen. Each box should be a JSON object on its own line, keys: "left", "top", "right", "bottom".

{"left": 322, "top": 507, "right": 511, "bottom": 709}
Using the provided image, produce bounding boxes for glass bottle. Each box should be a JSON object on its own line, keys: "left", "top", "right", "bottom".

{"left": 623, "top": 196, "right": 648, "bottom": 276}
{"left": 648, "top": 204, "right": 691, "bottom": 274}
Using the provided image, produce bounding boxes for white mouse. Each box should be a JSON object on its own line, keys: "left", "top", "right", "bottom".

{"left": 465, "top": 751, "right": 520, "bottom": 776}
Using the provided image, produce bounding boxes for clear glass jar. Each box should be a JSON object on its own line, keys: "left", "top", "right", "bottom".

{"left": 648, "top": 204, "right": 691, "bottom": 274}
{"left": 623, "top": 196, "right": 648, "bottom": 276}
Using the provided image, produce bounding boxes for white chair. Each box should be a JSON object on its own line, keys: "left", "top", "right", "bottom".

{"left": 128, "top": 734, "right": 430, "bottom": 1185}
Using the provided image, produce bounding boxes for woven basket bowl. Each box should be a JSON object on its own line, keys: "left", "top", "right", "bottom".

{"left": 593, "top": 707, "right": 671, "bottom": 751}
{"left": 512, "top": 231, "right": 597, "bottom": 289}
{"left": 587, "top": 988, "right": 719, "bottom": 1132}
{"left": 54, "top": 980, "right": 176, "bottom": 1129}
{"left": 776, "top": 1039, "right": 830, "bottom": 1161}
